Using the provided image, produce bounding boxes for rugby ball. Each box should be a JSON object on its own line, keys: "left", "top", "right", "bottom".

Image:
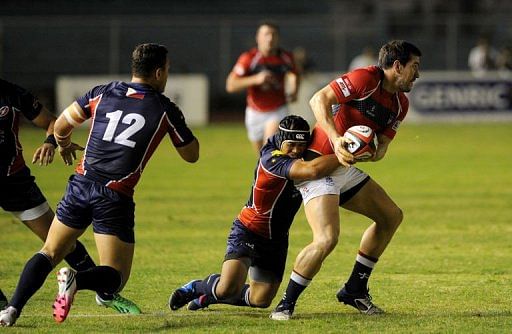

{"left": 343, "top": 125, "right": 377, "bottom": 160}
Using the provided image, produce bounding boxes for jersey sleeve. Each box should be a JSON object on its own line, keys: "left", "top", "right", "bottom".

{"left": 260, "top": 148, "right": 297, "bottom": 179}
{"left": 328, "top": 68, "right": 376, "bottom": 104}
{"left": 231, "top": 52, "right": 252, "bottom": 77}
{"left": 164, "top": 100, "right": 196, "bottom": 147}
{"left": 381, "top": 94, "right": 409, "bottom": 139}
{"left": 75, "top": 84, "right": 111, "bottom": 118}
{"left": 15, "top": 85, "right": 43, "bottom": 121}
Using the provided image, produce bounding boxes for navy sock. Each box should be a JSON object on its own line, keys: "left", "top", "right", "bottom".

{"left": 280, "top": 271, "right": 311, "bottom": 305}
{"left": 9, "top": 252, "right": 53, "bottom": 313}
{"left": 229, "top": 284, "right": 250, "bottom": 307}
{"left": 64, "top": 240, "right": 96, "bottom": 272}
{"left": 76, "top": 265, "right": 122, "bottom": 296}
{"left": 345, "top": 252, "right": 378, "bottom": 294}
{"left": 194, "top": 274, "right": 220, "bottom": 299}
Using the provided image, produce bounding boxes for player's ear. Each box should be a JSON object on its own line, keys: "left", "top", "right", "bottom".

{"left": 393, "top": 60, "right": 403, "bottom": 74}
{"left": 155, "top": 67, "right": 164, "bottom": 79}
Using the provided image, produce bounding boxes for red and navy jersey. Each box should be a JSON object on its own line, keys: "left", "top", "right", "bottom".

{"left": 309, "top": 66, "right": 409, "bottom": 155}
{"left": 232, "top": 48, "right": 297, "bottom": 112}
{"left": 74, "top": 81, "right": 195, "bottom": 197}
{"left": 0, "top": 79, "right": 43, "bottom": 176}
{"left": 237, "top": 135, "right": 302, "bottom": 240}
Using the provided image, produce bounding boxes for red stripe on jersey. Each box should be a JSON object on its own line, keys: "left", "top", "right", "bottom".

{"left": 237, "top": 161, "right": 288, "bottom": 238}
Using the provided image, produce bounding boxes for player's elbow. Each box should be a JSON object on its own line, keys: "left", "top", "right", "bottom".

{"left": 226, "top": 80, "right": 237, "bottom": 93}
{"left": 177, "top": 140, "right": 199, "bottom": 163}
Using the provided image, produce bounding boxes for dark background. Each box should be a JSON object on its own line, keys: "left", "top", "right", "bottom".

{"left": 0, "top": 0, "right": 510, "bottom": 120}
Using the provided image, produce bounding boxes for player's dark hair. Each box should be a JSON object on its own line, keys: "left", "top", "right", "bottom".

{"left": 257, "top": 20, "right": 280, "bottom": 34}
{"left": 131, "top": 43, "right": 168, "bottom": 78}
{"left": 276, "top": 115, "right": 310, "bottom": 149}
{"left": 378, "top": 40, "right": 422, "bottom": 69}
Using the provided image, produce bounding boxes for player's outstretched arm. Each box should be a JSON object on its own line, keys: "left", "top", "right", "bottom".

{"left": 54, "top": 102, "right": 86, "bottom": 166}
{"left": 31, "top": 107, "right": 57, "bottom": 166}
{"left": 288, "top": 154, "right": 340, "bottom": 181}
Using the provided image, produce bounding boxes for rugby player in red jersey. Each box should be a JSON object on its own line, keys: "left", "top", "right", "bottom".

{"left": 226, "top": 21, "right": 300, "bottom": 155}
{"left": 0, "top": 43, "right": 199, "bottom": 326}
{"left": 168, "top": 115, "right": 340, "bottom": 312}
{"left": 271, "top": 40, "right": 422, "bottom": 320}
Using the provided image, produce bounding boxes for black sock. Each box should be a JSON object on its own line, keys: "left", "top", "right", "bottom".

{"left": 280, "top": 271, "right": 311, "bottom": 305}
{"left": 0, "top": 289, "right": 7, "bottom": 303}
{"left": 194, "top": 274, "right": 220, "bottom": 300}
{"left": 75, "top": 266, "right": 121, "bottom": 297}
{"left": 344, "top": 252, "right": 378, "bottom": 294}
{"left": 9, "top": 252, "right": 53, "bottom": 313}
{"left": 64, "top": 240, "right": 96, "bottom": 272}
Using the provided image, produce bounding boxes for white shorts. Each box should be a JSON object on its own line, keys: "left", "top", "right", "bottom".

{"left": 245, "top": 105, "right": 288, "bottom": 142}
{"left": 12, "top": 201, "right": 50, "bottom": 221}
{"left": 296, "top": 166, "right": 369, "bottom": 205}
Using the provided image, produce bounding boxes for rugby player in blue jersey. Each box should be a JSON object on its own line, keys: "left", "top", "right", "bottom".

{"left": 0, "top": 43, "right": 199, "bottom": 326}
{"left": 0, "top": 79, "right": 138, "bottom": 314}
{"left": 168, "top": 115, "right": 339, "bottom": 313}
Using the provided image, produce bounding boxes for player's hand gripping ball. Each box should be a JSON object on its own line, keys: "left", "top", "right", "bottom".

{"left": 343, "top": 125, "right": 378, "bottom": 161}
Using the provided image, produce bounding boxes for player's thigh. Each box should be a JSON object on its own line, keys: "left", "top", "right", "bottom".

{"left": 22, "top": 208, "right": 54, "bottom": 241}
{"left": 94, "top": 233, "right": 134, "bottom": 285}
{"left": 341, "top": 178, "right": 400, "bottom": 222}
{"left": 304, "top": 194, "right": 340, "bottom": 241}
{"left": 41, "top": 217, "right": 86, "bottom": 265}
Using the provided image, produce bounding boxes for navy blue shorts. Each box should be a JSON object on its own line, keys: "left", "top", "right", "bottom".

{"left": 224, "top": 219, "right": 289, "bottom": 282}
{"left": 0, "top": 166, "right": 46, "bottom": 212}
{"left": 56, "top": 174, "right": 135, "bottom": 243}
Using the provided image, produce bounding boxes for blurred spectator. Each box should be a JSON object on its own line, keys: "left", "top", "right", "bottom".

{"left": 348, "top": 46, "right": 378, "bottom": 71}
{"left": 468, "top": 35, "right": 498, "bottom": 77}
{"left": 496, "top": 46, "right": 512, "bottom": 78}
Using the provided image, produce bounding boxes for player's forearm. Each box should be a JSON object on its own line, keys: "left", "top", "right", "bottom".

{"left": 226, "top": 74, "right": 259, "bottom": 93}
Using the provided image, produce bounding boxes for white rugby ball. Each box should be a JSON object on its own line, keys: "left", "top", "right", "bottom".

{"left": 343, "top": 125, "right": 378, "bottom": 160}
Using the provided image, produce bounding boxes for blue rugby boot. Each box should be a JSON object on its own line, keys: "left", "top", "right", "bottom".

{"left": 169, "top": 280, "right": 201, "bottom": 310}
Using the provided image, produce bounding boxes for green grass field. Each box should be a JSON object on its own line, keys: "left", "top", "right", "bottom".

{"left": 1, "top": 122, "right": 511, "bottom": 333}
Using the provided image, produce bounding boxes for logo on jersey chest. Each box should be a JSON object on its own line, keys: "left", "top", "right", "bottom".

{"left": 0, "top": 105, "right": 10, "bottom": 118}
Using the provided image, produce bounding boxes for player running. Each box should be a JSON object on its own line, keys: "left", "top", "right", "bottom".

{"left": 0, "top": 43, "right": 199, "bottom": 327}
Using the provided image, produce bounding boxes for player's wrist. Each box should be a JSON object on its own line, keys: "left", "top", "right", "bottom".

{"left": 44, "top": 134, "right": 57, "bottom": 148}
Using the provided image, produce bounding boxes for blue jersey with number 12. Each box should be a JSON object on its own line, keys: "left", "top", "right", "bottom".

{"left": 74, "top": 81, "right": 195, "bottom": 197}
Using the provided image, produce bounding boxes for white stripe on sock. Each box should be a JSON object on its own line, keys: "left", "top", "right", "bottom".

{"left": 290, "top": 271, "right": 311, "bottom": 286}
{"left": 356, "top": 254, "right": 376, "bottom": 268}
{"left": 211, "top": 276, "right": 221, "bottom": 300}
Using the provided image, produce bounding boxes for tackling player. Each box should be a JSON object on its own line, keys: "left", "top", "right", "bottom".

{"left": 0, "top": 79, "right": 138, "bottom": 314}
{"left": 168, "top": 115, "right": 339, "bottom": 312}
{"left": 0, "top": 43, "right": 199, "bottom": 326}
{"left": 226, "top": 21, "right": 300, "bottom": 156}
{"left": 271, "top": 40, "right": 422, "bottom": 320}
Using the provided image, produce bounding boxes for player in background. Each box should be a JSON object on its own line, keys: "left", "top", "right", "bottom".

{"left": 0, "top": 43, "right": 199, "bottom": 326}
{"left": 226, "top": 21, "right": 300, "bottom": 156}
{"left": 168, "top": 115, "right": 339, "bottom": 312}
{"left": 270, "top": 40, "right": 422, "bottom": 320}
{"left": 0, "top": 79, "right": 139, "bottom": 314}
